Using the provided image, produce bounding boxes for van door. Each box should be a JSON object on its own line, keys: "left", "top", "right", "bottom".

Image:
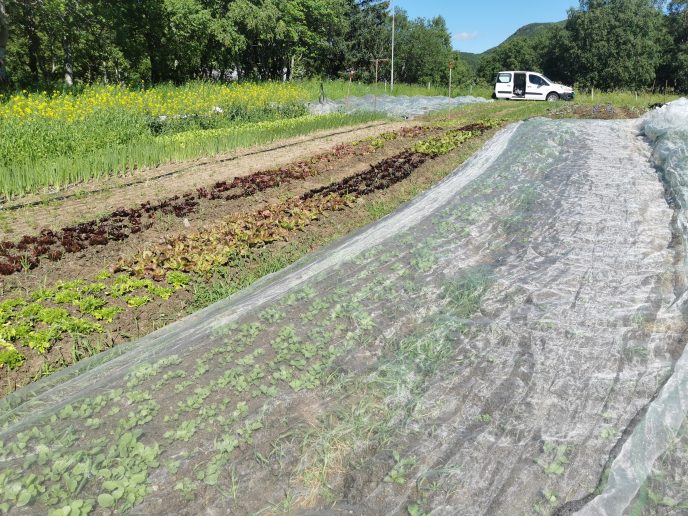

{"left": 526, "top": 73, "right": 547, "bottom": 100}
{"left": 512, "top": 73, "right": 526, "bottom": 99}
{"left": 495, "top": 72, "right": 513, "bottom": 99}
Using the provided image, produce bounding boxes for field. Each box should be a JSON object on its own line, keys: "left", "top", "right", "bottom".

{"left": 0, "top": 80, "right": 491, "bottom": 200}
{"left": 0, "top": 79, "right": 679, "bottom": 200}
{"left": 0, "top": 93, "right": 659, "bottom": 393}
{"left": 0, "top": 82, "right": 387, "bottom": 199}
{"left": 0, "top": 84, "right": 686, "bottom": 514}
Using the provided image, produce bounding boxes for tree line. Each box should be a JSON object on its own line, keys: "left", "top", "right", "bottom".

{"left": 477, "top": 0, "right": 688, "bottom": 92}
{"left": 0, "top": 0, "right": 685, "bottom": 93}
{"left": 0, "top": 0, "right": 466, "bottom": 91}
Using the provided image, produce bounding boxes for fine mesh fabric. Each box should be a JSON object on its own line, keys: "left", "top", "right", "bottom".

{"left": 308, "top": 94, "right": 488, "bottom": 118}
{"left": 1, "top": 101, "right": 688, "bottom": 515}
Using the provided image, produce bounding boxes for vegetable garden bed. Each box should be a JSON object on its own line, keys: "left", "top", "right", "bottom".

{"left": 2, "top": 105, "right": 687, "bottom": 514}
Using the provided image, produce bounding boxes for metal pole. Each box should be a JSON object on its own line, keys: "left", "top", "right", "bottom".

{"left": 391, "top": 2, "right": 395, "bottom": 93}
{"left": 346, "top": 70, "right": 352, "bottom": 109}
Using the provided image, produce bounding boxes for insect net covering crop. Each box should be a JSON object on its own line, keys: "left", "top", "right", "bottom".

{"left": 2, "top": 107, "right": 688, "bottom": 513}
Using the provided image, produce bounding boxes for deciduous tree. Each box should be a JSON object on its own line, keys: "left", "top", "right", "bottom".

{"left": 0, "top": 0, "right": 9, "bottom": 87}
{"left": 566, "top": 0, "right": 668, "bottom": 90}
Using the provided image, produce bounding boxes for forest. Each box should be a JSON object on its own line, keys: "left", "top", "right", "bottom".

{"left": 0, "top": 0, "right": 686, "bottom": 92}
{"left": 0, "top": 0, "right": 461, "bottom": 89}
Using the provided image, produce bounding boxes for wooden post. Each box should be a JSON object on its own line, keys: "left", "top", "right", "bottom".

{"left": 449, "top": 68, "right": 452, "bottom": 97}
{"left": 448, "top": 60, "right": 455, "bottom": 98}
{"left": 369, "top": 58, "right": 389, "bottom": 89}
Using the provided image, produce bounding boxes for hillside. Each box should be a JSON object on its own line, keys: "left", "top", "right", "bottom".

{"left": 459, "top": 21, "right": 565, "bottom": 72}
{"left": 501, "top": 21, "right": 564, "bottom": 46}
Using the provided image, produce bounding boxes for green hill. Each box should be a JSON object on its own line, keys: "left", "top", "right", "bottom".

{"left": 500, "top": 22, "right": 564, "bottom": 47}
{"left": 458, "top": 21, "right": 565, "bottom": 72}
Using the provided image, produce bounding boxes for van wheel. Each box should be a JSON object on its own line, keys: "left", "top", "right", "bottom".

{"left": 546, "top": 92, "right": 559, "bottom": 102}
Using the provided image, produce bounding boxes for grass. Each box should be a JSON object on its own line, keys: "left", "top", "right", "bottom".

{"left": 302, "top": 78, "right": 493, "bottom": 100}
{"left": 0, "top": 98, "right": 666, "bottom": 391}
{"left": 0, "top": 112, "right": 385, "bottom": 198}
{"left": 188, "top": 111, "right": 506, "bottom": 313}
{"left": 571, "top": 89, "right": 681, "bottom": 108}
{"left": 268, "top": 264, "right": 494, "bottom": 508}
{"left": 442, "top": 267, "right": 493, "bottom": 319}
{"left": 0, "top": 79, "right": 492, "bottom": 200}
{"left": 307, "top": 78, "right": 682, "bottom": 107}
{"left": 0, "top": 96, "right": 671, "bottom": 512}
{"left": 2, "top": 76, "right": 672, "bottom": 200}
{"left": 0, "top": 82, "right": 311, "bottom": 195}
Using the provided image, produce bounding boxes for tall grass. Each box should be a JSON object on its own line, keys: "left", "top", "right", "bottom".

{"left": 0, "top": 113, "right": 385, "bottom": 198}
{"left": 0, "top": 82, "right": 317, "bottom": 198}
{"left": 569, "top": 89, "right": 681, "bottom": 108}
{"left": 1, "top": 79, "right": 470, "bottom": 199}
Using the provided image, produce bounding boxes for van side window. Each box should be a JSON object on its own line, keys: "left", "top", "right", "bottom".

{"left": 529, "top": 75, "right": 549, "bottom": 86}
{"left": 497, "top": 73, "right": 511, "bottom": 83}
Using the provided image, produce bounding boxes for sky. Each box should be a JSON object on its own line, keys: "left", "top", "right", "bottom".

{"left": 392, "top": 0, "right": 579, "bottom": 54}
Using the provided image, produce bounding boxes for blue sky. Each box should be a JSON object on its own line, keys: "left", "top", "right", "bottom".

{"left": 392, "top": 0, "right": 579, "bottom": 53}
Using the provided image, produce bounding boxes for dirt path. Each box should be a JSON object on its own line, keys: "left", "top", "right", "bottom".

{"left": 0, "top": 120, "right": 409, "bottom": 237}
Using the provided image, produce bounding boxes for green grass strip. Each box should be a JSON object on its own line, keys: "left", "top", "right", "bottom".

{"left": 0, "top": 112, "right": 386, "bottom": 199}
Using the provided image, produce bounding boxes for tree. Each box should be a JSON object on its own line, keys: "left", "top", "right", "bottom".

{"left": 345, "top": 0, "right": 389, "bottom": 81}
{"left": 565, "top": 0, "right": 669, "bottom": 90}
{"left": 0, "top": 0, "right": 8, "bottom": 87}
{"left": 392, "top": 10, "right": 454, "bottom": 86}
{"left": 665, "top": 0, "right": 688, "bottom": 91}
{"left": 537, "top": 25, "right": 575, "bottom": 84}
{"left": 448, "top": 51, "right": 473, "bottom": 88}
{"left": 162, "top": 0, "right": 213, "bottom": 82}
{"left": 477, "top": 38, "right": 541, "bottom": 82}
{"left": 1, "top": 0, "right": 680, "bottom": 91}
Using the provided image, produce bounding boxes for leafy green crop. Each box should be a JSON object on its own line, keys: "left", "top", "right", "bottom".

{"left": 413, "top": 130, "right": 477, "bottom": 156}
{"left": 0, "top": 341, "right": 25, "bottom": 370}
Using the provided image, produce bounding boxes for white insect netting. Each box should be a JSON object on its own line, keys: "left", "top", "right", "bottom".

{"left": 1, "top": 101, "right": 688, "bottom": 515}
{"left": 578, "top": 99, "right": 688, "bottom": 516}
{"left": 308, "top": 94, "right": 488, "bottom": 119}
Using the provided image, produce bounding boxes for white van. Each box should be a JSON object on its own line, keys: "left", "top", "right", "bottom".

{"left": 493, "top": 71, "right": 574, "bottom": 101}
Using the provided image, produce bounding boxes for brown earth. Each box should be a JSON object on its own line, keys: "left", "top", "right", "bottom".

{"left": 0, "top": 121, "right": 408, "bottom": 237}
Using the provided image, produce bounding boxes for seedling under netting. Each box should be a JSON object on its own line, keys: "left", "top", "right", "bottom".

{"left": 2, "top": 102, "right": 688, "bottom": 514}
